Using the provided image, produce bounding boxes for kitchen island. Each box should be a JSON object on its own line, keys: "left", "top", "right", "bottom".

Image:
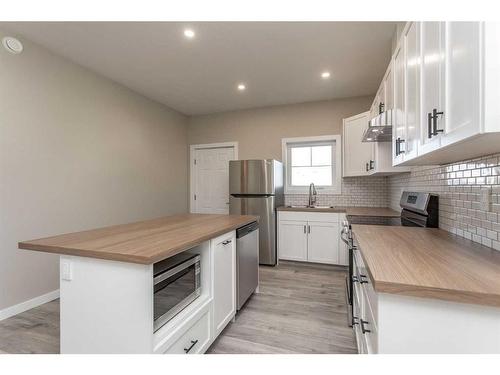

{"left": 19, "top": 214, "right": 258, "bottom": 354}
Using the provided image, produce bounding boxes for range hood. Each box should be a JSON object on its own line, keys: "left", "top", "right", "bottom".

{"left": 362, "top": 109, "right": 393, "bottom": 142}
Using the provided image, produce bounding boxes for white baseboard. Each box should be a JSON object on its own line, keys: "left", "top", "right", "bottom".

{"left": 0, "top": 289, "right": 59, "bottom": 322}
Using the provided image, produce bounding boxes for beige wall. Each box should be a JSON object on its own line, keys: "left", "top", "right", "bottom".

{"left": 0, "top": 31, "right": 188, "bottom": 310}
{"left": 187, "top": 96, "right": 372, "bottom": 160}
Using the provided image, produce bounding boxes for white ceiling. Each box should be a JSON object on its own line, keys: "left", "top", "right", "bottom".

{"left": 2, "top": 22, "right": 396, "bottom": 115}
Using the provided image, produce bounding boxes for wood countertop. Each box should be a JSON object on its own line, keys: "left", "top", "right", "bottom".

{"left": 277, "top": 206, "right": 400, "bottom": 216}
{"left": 351, "top": 225, "right": 500, "bottom": 307}
{"left": 19, "top": 214, "right": 258, "bottom": 264}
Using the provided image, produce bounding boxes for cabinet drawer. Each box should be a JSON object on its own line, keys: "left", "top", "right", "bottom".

{"left": 353, "top": 248, "right": 378, "bottom": 324}
{"left": 163, "top": 309, "right": 211, "bottom": 354}
{"left": 352, "top": 285, "right": 364, "bottom": 354}
{"left": 278, "top": 211, "right": 339, "bottom": 223}
{"left": 361, "top": 286, "right": 378, "bottom": 354}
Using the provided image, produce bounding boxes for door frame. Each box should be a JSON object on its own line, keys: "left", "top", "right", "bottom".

{"left": 189, "top": 142, "right": 239, "bottom": 214}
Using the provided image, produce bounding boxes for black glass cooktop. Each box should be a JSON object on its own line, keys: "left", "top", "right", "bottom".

{"left": 346, "top": 215, "right": 403, "bottom": 226}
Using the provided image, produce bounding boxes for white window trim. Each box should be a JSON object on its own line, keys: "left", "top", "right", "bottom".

{"left": 281, "top": 135, "right": 342, "bottom": 195}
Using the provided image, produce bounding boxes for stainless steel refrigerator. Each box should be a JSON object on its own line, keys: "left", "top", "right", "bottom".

{"left": 229, "top": 160, "right": 284, "bottom": 266}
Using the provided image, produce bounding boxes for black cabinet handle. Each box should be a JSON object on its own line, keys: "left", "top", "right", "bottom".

{"left": 365, "top": 162, "right": 369, "bottom": 172}
{"left": 352, "top": 275, "right": 359, "bottom": 283}
{"left": 359, "top": 274, "right": 369, "bottom": 284}
{"left": 396, "top": 138, "right": 406, "bottom": 156}
{"left": 184, "top": 339, "right": 198, "bottom": 353}
{"left": 427, "top": 112, "right": 433, "bottom": 138}
{"left": 432, "top": 108, "right": 444, "bottom": 136}
{"left": 353, "top": 316, "right": 359, "bottom": 325}
{"left": 379, "top": 102, "right": 385, "bottom": 114}
{"left": 222, "top": 240, "right": 232, "bottom": 245}
{"left": 360, "top": 319, "right": 371, "bottom": 334}
{"left": 369, "top": 160, "right": 375, "bottom": 170}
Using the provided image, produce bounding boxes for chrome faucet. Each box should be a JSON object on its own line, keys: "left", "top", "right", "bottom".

{"left": 308, "top": 183, "right": 317, "bottom": 207}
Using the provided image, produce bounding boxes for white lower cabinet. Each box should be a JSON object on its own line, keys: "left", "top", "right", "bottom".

{"left": 278, "top": 220, "right": 308, "bottom": 261}
{"left": 212, "top": 232, "right": 236, "bottom": 337}
{"left": 307, "top": 221, "right": 339, "bottom": 264}
{"left": 155, "top": 231, "right": 237, "bottom": 354}
{"left": 278, "top": 211, "right": 342, "bottom": 265}
{"left": 163, "top": 304, "right": 212, "bottom": 354}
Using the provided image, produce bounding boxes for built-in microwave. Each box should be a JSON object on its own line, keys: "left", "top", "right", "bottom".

{"left": 153, "top": 253, "right": 201, "bottom": 332}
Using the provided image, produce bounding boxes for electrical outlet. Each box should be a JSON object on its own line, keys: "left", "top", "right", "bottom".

{"left": 61, "top": 259, "right": 73, "bottom": 281}
{"left": 480, "top": 187, "right": 492, "bottom": 212}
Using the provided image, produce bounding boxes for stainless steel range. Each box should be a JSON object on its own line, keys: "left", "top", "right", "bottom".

{"left": 341, "top": 191, "right": 439, "bottom": 327}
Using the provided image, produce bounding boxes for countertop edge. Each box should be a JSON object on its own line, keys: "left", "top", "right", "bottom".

{"left": 373, "top": 279, "right": 500, "bottom": 308}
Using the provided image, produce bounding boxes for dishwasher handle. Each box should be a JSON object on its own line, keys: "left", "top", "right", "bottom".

{"left": 236, "top": 221, "right": 259, "bottom": 238}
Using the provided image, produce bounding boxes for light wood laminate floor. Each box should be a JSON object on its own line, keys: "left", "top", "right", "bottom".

{"left": 0, "top": 261, "right": 356, "bottom": 354}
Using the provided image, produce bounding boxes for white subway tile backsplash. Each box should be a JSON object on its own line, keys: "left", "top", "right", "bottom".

{"left": 387, "top": 152, "right": 500, "bottom": 252}
{"left": 284, "top": 152, "right": 500, "bottom": 252}
{"left": 285, "top": 176, "right": 388, "bottom": 207}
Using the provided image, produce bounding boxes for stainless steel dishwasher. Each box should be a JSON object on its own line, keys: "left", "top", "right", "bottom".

{"left": 236, "top": 221, "right": 259, "bottom": 310}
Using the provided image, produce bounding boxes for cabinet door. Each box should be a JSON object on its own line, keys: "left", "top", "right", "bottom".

{"left": 343, "top": 112, "right": 373, "bottom": 176}
{"left": 213, "top": 234, "right": 236, "bottom": 336}
{"left": 393, "top": 42, "right": 406, "bottom": 165}
{"left": 384, "top": 62, "right": 394, "bottom": 110}
{"left": 307, "top": 222, "right": 339, "bottom": 264}
{"left": 442, "top": 22, "right": 481, "bottom": 146}
{"left": 419, "top": 21, "right": 445, "bottom": 155}
{"left": 376, "top": 85, "right": 385, "bottom": 113}
{"left": 278, "top": 220, "right": 308, "bottom": 261}
{"left": 404, "top": 22, "right": 420, "bottom": 160}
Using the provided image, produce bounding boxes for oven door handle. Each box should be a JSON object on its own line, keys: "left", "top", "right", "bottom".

{"left": 153, "top": 255, "right": 200, "bottom": 285}
{"left": 340, "top": 226, "right": 350, "bottom": 245}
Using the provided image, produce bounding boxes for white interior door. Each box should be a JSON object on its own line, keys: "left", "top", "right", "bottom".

{"left": 192, "top": 146, "right": 235, "bottom": 214}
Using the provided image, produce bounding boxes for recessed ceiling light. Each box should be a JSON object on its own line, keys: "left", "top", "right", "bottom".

{"left": 321, "top": 71, "right": 331, "bottom": 79}
{"left": 184, "top": 29, "right": 195, "bottom": 39}
{"left": 2, "top": 36, "right": 23, "bottom": 54}
{"left": 237, "top": 83, "right": 246, "bottom": 91}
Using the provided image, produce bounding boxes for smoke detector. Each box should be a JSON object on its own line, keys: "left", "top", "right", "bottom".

{"left": 2, "top": 36, "right": 23, "bottom": 54}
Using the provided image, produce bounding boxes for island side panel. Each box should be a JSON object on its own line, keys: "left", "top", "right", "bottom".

{"left": 60, "top": 255, "right": 153, "bottom": 353}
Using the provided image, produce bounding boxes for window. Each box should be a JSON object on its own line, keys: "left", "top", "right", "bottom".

{"left": 282, "top": 135, "right": 341, "bottom": 194}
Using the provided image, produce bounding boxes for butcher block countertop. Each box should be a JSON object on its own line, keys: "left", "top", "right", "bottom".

{"left": 352, "top": 225, "right": 500, "bottom": 307}
{"left": 277, "top": 206, "right": 400, "bottom": 217}
{"left": 18, "top": 214, "right": 258, "bottom": 264}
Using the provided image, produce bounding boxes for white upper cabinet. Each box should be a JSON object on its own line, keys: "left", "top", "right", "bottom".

{"left": 419, "top": 21, "right": 445, "bottom": 155}
{"left": 442, "top": 22, "right": 481, "bottom": 147}
{"left": 403, "top": 22, "right": 420, "bottom": 160}
{"left": 343, "top": 112, "right": 372, "bottom": 177}
{"left": 392, "top": 42, "right": 406, "bottom": 165}
{"left": 391, "top": 21, "right": 500, "bottom": 166}
{"left": 384, "top": 63, "right": 394, "bottom": 110}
